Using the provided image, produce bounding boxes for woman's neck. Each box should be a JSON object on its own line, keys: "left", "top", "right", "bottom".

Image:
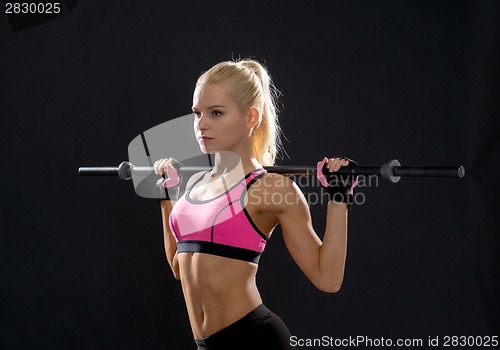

{"left": 210, "top": 151, "right": 261, "bottom": 177}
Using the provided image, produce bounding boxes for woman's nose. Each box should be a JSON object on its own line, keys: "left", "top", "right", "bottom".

{"left": 197, "top": 113, "right": 208, "bottom": 130}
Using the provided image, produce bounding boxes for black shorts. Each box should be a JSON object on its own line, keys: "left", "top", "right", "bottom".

{"left": 194, "top": 304, "right": 295, "bottom": 350}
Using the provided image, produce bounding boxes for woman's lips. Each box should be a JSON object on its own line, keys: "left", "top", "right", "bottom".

{"left": 198, "top": 136, "right": 214, "bottom": 142}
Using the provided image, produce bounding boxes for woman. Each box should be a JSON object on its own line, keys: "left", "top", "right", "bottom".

{"left": 154, "top": 59, "right": 356, "bottom": 350}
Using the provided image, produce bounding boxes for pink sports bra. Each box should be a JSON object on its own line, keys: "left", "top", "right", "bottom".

{"left": 169, "top": 168, "right": 268, "bottom": 264}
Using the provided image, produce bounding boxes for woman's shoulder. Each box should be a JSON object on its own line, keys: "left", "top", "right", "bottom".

{"left": 250, "top": 172, "right": 305, "bottom": 213}
{"left": 257, "top": 172, "right": 301, "bottom": 195}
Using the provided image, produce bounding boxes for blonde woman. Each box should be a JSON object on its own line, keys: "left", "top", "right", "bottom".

{"left": 154, "top": 59, "right": 356, "bottom": 350}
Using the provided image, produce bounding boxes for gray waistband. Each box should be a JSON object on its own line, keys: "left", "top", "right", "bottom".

{"left": 194, "top": 337, "right": 208, "bottom": 349}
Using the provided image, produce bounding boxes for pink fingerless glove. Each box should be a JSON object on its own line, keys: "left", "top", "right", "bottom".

{"left": 156, "top": 163, "right": 183, "bottom": 201}
{"left": 161, "top": 165, "right": 181, "bottom": 188}
{"left": 316, "top": 158, "right": 360, "bottom": 208}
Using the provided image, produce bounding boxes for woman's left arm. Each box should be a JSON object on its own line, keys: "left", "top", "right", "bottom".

{"left": 274, "top": 159, "right": 350, "bottom": 293}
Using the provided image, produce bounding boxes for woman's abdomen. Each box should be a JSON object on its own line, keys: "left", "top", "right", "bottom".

{"left": 178, "top": 252, "right": 262, "bottom": 338}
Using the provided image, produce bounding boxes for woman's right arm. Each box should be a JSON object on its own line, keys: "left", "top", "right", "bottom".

{"left": 155, "top": 158, "right": 206, "bottom": 280}
{"left": 159, "top": 199, "right": 181, "bottom": 280}
{"left": 154, "top": 158, "right": 181, "bottom": 280}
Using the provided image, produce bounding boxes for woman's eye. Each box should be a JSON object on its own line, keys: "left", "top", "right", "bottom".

{"left": 212, "top": 110, "right": 222, "bottom": 117}
{"left": 193, "top": 111, "right": 201, "bottom": 118}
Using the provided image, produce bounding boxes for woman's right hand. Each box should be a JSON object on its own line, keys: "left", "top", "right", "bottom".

{"left": 154, "top": 157, "right": 176, "bottom": 176}
{"left": 154, "top": 158, "right": 182, "bottom": 200}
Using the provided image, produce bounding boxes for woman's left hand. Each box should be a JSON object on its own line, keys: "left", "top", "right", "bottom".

{"left": 321, "top": 156, "right": 350, "bottom": 173}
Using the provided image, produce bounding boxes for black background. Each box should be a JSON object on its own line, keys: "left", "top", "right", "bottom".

{"left": 1, "top": 1, "right": 499, "bottom": 349}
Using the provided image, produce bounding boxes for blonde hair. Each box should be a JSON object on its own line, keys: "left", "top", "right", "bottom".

{"left": 196, "top": 59, "right": 283, "bottom": 166}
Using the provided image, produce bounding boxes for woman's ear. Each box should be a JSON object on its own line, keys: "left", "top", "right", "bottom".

{"left": 247, "top": 107, "right": 261, "bottom": 130}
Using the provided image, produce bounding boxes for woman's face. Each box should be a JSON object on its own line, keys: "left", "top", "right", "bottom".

{"left": 192, "top": 83, "right": 252, "bottom": 155}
